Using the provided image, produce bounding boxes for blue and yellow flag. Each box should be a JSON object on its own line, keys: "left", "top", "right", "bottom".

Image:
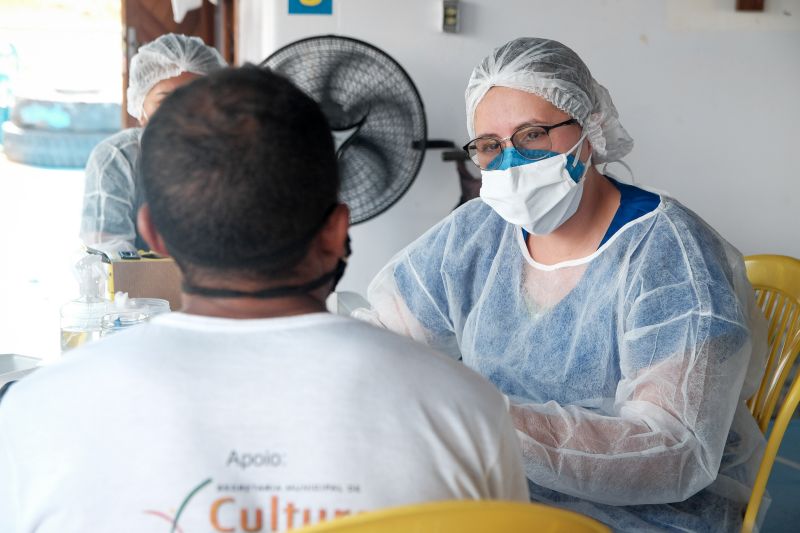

{"left": 288, "top": 0, "right": 333, "bottom": 15}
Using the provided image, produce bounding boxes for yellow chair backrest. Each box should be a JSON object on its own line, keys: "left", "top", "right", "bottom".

{"left": 744, "top": 254, "right": 800, "bottom": 432}
{"left": 742, "top": 254, "right": 800, "bottom": 533}
{"left": 295, "top": 500, "right": 611, "bottom": 533}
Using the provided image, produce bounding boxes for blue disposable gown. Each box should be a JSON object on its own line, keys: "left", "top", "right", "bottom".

{"left": 362, "top": 194, "right": 767, "bottom": 532}
{"left": 79, "top": 127, "right": 146, "bottom": 255}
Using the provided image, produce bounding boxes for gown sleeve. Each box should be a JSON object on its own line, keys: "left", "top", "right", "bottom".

{"left": 363, "top": 214, "right": 462, "bottom": 359}
{"left": 508, "top": 223, "right": 767, "bottom": 505}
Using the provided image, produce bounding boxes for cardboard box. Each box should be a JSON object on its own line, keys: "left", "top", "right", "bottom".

{"left": 108, "top": 256, "right": 183, "bottom": 311}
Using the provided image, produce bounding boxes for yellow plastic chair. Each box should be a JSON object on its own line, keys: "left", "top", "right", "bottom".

{"left": 742, "top": 254, "right": 800, "bottom": 533}
{"left": 295, "top": 500, "right": 611, "bottom": 533}
{"left": 744, "top": 255, "right": 800, "bottom": 431}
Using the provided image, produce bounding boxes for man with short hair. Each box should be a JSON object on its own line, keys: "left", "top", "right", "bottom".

{"left": 0, "top": 65, "right": 528, "bottom": 533}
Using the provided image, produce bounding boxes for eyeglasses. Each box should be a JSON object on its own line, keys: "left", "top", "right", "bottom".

{"left": 462, "top": 118, "right": 578, "bottom": 170}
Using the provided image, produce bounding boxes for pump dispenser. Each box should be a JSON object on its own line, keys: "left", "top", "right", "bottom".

{"left": 59, "top": 254, "right": 110, "bottom": 352}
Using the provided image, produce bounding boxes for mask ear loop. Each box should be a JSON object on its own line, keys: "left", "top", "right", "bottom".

{"left": 567, "top": 130, "right": 589, "bottom": 169}
{"left": 567, "top": 130, "right": 591, "bottom": 182}
{"left": 601, "top": 160, "right": 636, "bottom": 185}
{"left": 578, "top": 152, "right": 593, "bottom": 182}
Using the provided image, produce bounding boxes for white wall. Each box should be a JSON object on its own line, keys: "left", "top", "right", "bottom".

{"left": 239, "top": 0, "right": 800, "bottom": 296}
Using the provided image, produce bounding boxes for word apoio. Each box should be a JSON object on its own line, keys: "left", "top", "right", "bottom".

{"left": 227, "top": 450, "right": 286, "bottom": 469}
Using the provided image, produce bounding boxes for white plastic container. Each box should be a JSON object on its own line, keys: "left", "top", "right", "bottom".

{"left": 127, "top": 297, "right": 170, "bottom": 316}
{"left": 99, "top": 298, "right": 171, "bottom": 337}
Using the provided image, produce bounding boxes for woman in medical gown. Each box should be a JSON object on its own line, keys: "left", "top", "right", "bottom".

{"left": 360, "top": 37, "right": 767, "bottom": 532}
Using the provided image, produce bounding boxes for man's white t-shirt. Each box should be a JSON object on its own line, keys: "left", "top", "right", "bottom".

{"left": 0, "top": 312, "right": 528, "bottom": 532}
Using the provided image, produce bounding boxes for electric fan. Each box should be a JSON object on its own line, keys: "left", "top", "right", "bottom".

{"left": 262, "top": 35, "right": 441, "bottom": 224}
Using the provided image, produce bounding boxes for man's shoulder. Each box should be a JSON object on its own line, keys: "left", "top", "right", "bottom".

{"left": 325, "top": 315, "right": 458, "bottom": 363}
{"left": 1, "top": 315, "right": 505, "bottom": 420}
{"left": 335, "top": 318, "right": 505, "bottom": 403}
{"left": 245, "top": 314, "right": 506, "bottom": 411}
{"left": 1, "top": 333, "right": 134, "bottom": 403}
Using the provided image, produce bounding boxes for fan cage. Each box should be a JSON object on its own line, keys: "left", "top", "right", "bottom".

{"left": 262, "top": 35, "right": 428, "bottom": 224}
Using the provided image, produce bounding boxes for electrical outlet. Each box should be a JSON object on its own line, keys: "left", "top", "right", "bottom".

{"left": 443, "top": 0, "right": 460, "bottom": 33}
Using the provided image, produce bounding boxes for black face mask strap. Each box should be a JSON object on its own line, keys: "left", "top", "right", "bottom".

{"left": 181, "top": 257, "right": 347, "bottom": 299}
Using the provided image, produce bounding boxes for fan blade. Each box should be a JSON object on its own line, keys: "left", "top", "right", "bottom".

{"left": 356, "top": 95, "right": 416, "bottom": 121}
{"left": 315, "top": 53, "right": 368, "bottom": 129}
{"left": 318, "top": 53, "right": 355, "bottom": 98}
{"left": 341, "top": 135, "right": 393, "bottom": 195}
{"left": 268, "top": 48, "right": 363, "bottom": 129}
{"left": 354, "top": 97, "right": 425, "bottom": 151}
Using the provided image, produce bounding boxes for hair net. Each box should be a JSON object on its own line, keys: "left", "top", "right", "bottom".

{"left": 126, "top": 33, "right": 226, "bottom": 120}
{"left": 466, "top": 37, "right": 633, "bottom": 164}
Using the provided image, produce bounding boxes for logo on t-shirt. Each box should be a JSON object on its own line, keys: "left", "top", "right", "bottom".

{"left": 142, "top": 450, "right": 363, "bottom": 532}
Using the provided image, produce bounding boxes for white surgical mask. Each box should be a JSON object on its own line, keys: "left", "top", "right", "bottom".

{"left": 479, "top": 133, "right": 591, "bottom": 235}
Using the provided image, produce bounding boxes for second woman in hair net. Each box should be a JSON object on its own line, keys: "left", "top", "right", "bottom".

{"left": 358, "top": 38, "right": 767, "bottom": 532}
{"left": 79, "top": 33, "right": 226, "bottom": 256}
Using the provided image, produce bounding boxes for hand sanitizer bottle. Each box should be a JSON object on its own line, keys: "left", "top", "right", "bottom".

{"left": 60, "top": 254, "right": 109, "bottom": 352}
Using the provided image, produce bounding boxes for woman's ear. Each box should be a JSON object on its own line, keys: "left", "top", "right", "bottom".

{"left": 136, "top": 204, "right": 170, "bottom": 256}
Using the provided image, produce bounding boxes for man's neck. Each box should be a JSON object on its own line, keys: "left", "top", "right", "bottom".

{"left": 180, "top": 292, "right": 328, "bottom": 319}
